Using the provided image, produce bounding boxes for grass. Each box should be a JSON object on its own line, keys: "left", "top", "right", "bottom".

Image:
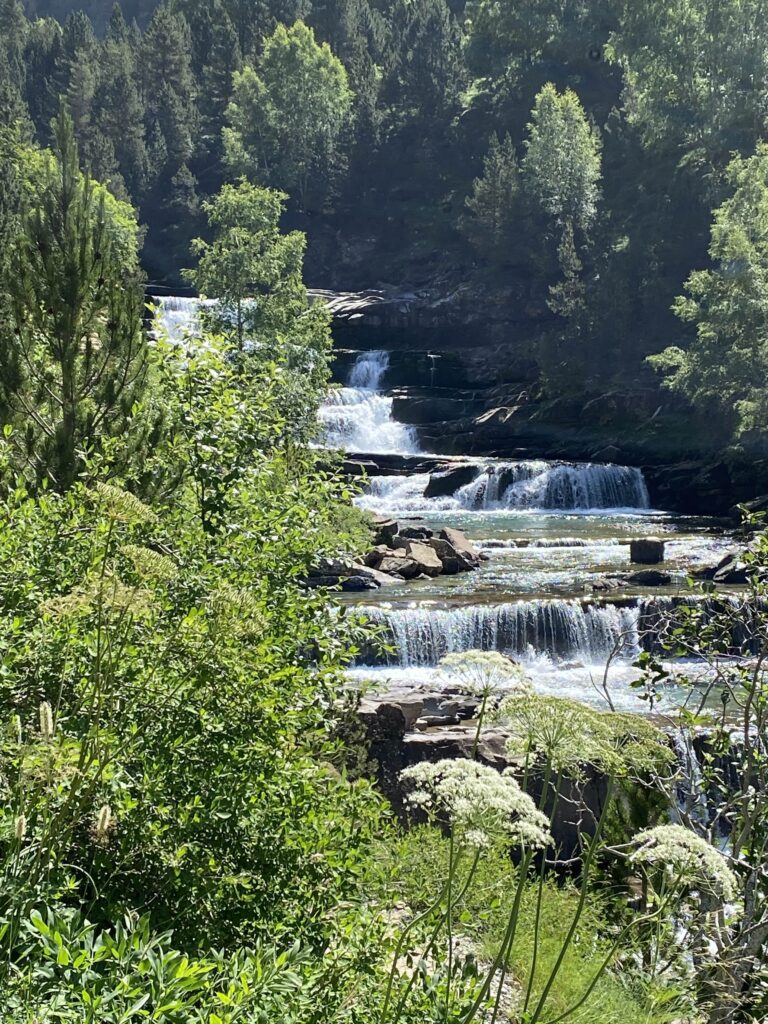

{"left": 371, "top": 826, "right": 691, "bottom": 1024}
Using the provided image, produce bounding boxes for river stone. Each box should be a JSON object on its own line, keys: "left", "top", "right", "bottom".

{"left": 348, "top": 565, "right": 402, "bottom": 587}
{"left": 713, "top": 552, "right": 748, "bottom": 584}
{"left": 428, "top": 537, "right": 476, "bottom": 573}
{"left": 405, "top": 541, "right": 443, "bottom": 576}
{"left": 630, "top": 537, "right": 665, "bottom": 564}
{"left": 439, "top": 527, "right": 481, "bottom": 565}
{"left": 424, "top": 464, "right": 479, "bottom": 498}
{"left": 628, "top": 569, "right": 672, "bottom": 586}
{"left": 379, "top": 555, "right": 420, "bottom": 579}
{"left": 372, "top": 516, "right": 399, "bottom": 546}
{"left": 397, "top": 525, "right": 434, "bottom": 540}
{"left": 341, "top": 574, "right": 382, "bottom": 592}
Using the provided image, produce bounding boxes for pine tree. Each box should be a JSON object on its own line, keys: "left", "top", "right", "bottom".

{"left": 0, "top": 105, "right": 149, "bottom": 490}
{"left": 0, "top": 0, "right": 27, "bottom": 93}
{"left": 94, "top": 21, "right": 148, "bottom": 198}
{"left": 140, "top": 3, "right": 197, "bottom": 174}
{"left": 462, "top": 133, "right": 520, "bottom": 259}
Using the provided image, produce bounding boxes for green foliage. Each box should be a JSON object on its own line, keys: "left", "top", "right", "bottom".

{"left": 607, "top": 0, "right": 768, "bottom": 164}
{"left": 183, "top": 179, "right": 333, "bottom": 447}
{"left": 0, "top": 105, "right": 151, "bottom": 491}
{"left": 521, "top": 83, "right": 602, "bottom": 237}
{"left": 224, "top": 20, "right": 352, "bottom": 207}
{"left": 651, "top": 143, "right": 768, "bottom": 438}
{"left": 461, "top": 133, "right": 520, "bottom": 260}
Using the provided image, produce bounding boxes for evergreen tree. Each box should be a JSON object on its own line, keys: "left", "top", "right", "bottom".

{"left": 383, "top": 0, "right": 465, "bottom": 124}
{"left": 0, "top": 105, "right": 149, "bottom": 490}
{"left": 22, "top": 17, "right": 62, "bottom": 141}
{"left": 521, "top": 83, "right": 602, "bottom": 236}
{"left": 140, "top": 3, "right": 197, "bottom": 173}
{"left": 199, "top": 3, "right": 241, "bottom": 165}
{"left": 461, "top": 133, "right": 520, "bottom": 259}
{"left": 224, "top": 20, "right": 352, "bottom": 208}
{"left": 0, "top": 0, "right": 28, "bottom": 93}
{"left": 94, "top": 16, "right": 148, "bottom": 198}
{"left": 650, "top": 144, "right": 768, "bottom": 438}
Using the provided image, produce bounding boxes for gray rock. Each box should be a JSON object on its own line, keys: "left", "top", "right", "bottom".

{"left": 350, "top": 565, "right": 403, "bottom": 587}
{"left": 428, "top": 537, "right": 476, "bottom": 573}
{"left": 372, "top": 516, "right": 399, "bottom": 547}
{"left": 439, "top": 527, "right": 482, "bottom": 566}
{"left": 628, "top": 569, "right": 672, "bottom": 586}
{"left": 630, "top": 538, "right": 665, "bottom": 564}
{"left": 424, "top": 464, "right": 479, "bottom": 498}
{"left": 713, "top": 551, "right": 748, "bottom": 584}
{"left": 405, "top": 541, "right": 444, "bottom": 576}
{"left": 398, "top": 525, "right": 434, "bottom": 540}
{"left": 341, "top": 574, "right": 381, "bottom": 592}
{"left": 378, "top": 555, "right": 420, "bottom": 579}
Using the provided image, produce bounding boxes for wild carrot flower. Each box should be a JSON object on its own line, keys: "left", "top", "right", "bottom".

{"left": 437, "top": 650, "right": 533, "bottom": 697}
{"left": 630, "top": 824, "right": 738, "bottom": 901}
{"left": 38, "top": 702, "right": 54, "bottom": 740}
{"left": 400, "top": 758, "right": 551, "bottom": 850}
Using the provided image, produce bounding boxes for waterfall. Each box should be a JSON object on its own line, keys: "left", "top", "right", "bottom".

{"left": 357, "top": 460, "right": 651, "bottom": 513}
{"left": 319, "top": 351, "right": 420, "bottom": 454}
{"left": 359, "top": 599, "right": 641, "bottom": 667}
{"left": 455, "top": 461, "right": 650, "bottom": 511}
{"left": 153, "top": 295, "right": 215, "bottom": 344}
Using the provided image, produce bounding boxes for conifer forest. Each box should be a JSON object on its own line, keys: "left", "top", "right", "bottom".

{"left": 2, "top": 2, "right": 768, "bottom": 1022}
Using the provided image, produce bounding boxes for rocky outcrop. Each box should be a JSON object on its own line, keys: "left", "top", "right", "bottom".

{"left": 307, "top": 516, "right": 483, "bottom": 591}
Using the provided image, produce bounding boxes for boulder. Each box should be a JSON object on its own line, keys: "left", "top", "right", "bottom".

{"left": 428, "top": 537, "right": 476, "bottom": 573}
{"left": 439, "top": 527, "right": 482, "bottom": 565}
{"left": 630, "top": 538, "right": 665, "bottom": 564}
{"left": 405, "top": 541, "right": 443, "bottom": 577}
{"left": 424, "top": 464, "right": 479, "bottom": 498}
{"left": 713, "top": 552, "right": 748, "bottom": 585}
{"left": 378, "top": 555, "right": 420, "bottom": 579}
{"left": 628, "top": 569, "right": 672, "bottom": 586}
{"left": 348, "top": 565, "right": 402, "bottom": 588}
{"left": 363, "top": 544, "right": 391, "bottom": 568}
{"left": 397, "top": 525, "right": 434, "bottom": 540}
{"left": 341, "top": 574, "right": 382, "bottom": 592}
{"left": 372, "top": 516, "right": 399, "bottom": 547}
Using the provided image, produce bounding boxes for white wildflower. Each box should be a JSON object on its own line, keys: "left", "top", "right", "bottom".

{"left": 400, "top": 758, "right": 551, "bottom": 850}
{"left": 38, "top": 702, "right": 54, "bottom": 740}
{"left": 93, "top": 804, "right": 114, "bottom": 847}
{"left": 437, "top": 650, "right": 533, "bottom": 697}
{"left": 630, "top": 824, "right": 738, "bottom": 902}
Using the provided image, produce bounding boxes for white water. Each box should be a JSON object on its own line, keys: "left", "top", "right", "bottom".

{"left": 360, "top": 598, "right": 642, "bottom": 666}
{"left": 153, "top": 295, "right": 215, "bottom": 344}
{"left": 319, "top": 351, "right": 421, "bottom": 454}
{"left": 357, "top": 461, "right": 650, "bottom": 514}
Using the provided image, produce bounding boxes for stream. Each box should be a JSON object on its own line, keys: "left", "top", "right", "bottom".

{"left": 158, "top": 299, "right": 736, "bottom": 715}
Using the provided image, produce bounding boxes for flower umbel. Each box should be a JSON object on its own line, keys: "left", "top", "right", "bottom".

{"left": 630, "top": 824, "right": 738, "bottom": 901}
{"left": 437, "top": 650, "right": 533, "bottom": 697}
{"left": 400, "top": 758, "right": 551, "bottom": 850}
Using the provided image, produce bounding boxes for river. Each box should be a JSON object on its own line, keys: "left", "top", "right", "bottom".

{"left": 157, "top": 298, "right": 735, "bottom": 714}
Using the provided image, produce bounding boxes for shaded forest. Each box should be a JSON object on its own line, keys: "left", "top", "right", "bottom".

{"left": 3, "top": 0, "right": 768, "bottom": 443}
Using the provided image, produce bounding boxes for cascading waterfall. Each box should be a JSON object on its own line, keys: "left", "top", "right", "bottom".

{"left": 455, "top": 461, "right": 651, "bottom": 511}
{"left": 359, "top": 599, "right": 642, "bottom": 667}
{"left": 319, "top": 351, "right": 420, "bottom": 454}
{"left": 153, "top": 295, "right": 215, "bottom": 344}
{"left": 357, "top": 460, "right": 650, "bottom": 512}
